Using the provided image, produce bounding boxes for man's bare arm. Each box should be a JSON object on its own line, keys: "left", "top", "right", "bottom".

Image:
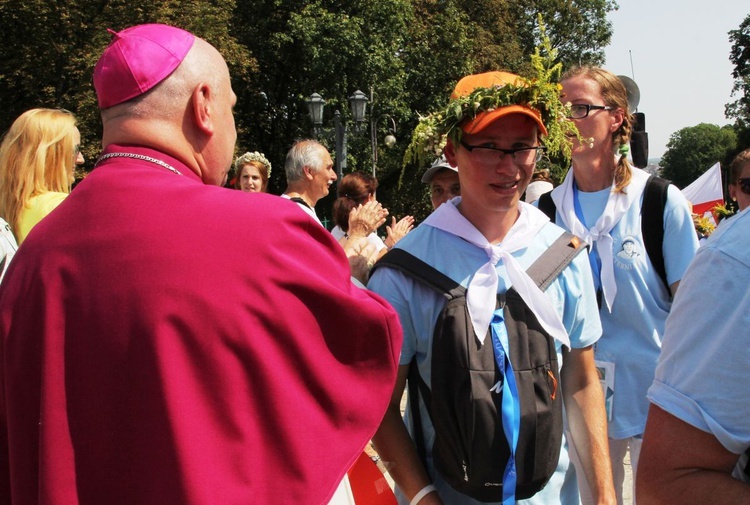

{"left": 637, "top": 404, "right": 749, "bottom": 505}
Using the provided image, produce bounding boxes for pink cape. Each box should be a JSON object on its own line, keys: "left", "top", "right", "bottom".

{"left": 0, "top": 146, "right": 402, "bottom": 505}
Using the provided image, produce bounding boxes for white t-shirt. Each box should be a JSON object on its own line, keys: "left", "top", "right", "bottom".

{"left": 0, "top": 218, "right": 18, "bottom": 283}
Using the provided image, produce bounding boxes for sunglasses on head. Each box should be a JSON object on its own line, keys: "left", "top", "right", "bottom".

{"left": 739, "top": 177, "right": 750, "bottom": 195}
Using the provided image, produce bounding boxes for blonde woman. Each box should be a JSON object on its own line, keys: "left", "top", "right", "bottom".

{"left": 0, "top": 108, "right": 85, "bottom": 243}
{"left": 548, "top": 67, "right": 699, "bottom": 504}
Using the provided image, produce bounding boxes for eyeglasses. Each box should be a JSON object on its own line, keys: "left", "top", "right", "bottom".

{"left": 739, "top": 177, "right": 750, "bottom": 195}
{"left": 74, "top": 144, "right": 81, "bottom": 156}
{"left": 458, "top": 139, "right": 545, "bottom": 165}
{"left": 567, "top": 104, "right": 614, "bottom": 119}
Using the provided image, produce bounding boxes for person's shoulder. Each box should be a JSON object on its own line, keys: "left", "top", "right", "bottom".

{"left": 663, "top": 181, "right": 692, "bottom": 210}
{"left": 702, "top": 209, "right": 750, "bottom": 261}
{"left": 533, "top": 219, "right": 569, "bottom": 246}
{"left": 30, "top": 191, "right": 68, "bottom": 208}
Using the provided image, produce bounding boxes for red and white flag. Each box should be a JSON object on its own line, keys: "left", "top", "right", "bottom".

{"left": 681, "top": 162, "right": 724, "bottom": 219}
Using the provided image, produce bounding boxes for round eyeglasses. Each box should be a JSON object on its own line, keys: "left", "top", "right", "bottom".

{"left": 458, "top": 140, "right": 545, "bottom": 165}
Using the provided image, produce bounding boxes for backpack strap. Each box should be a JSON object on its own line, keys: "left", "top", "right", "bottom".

{"left": 641, "top": 175, "right": 670, "bottom": 290}
{"left": 538, "top": 177, "right": 670, "bottom": 290}
{"left": 537, "top": 191, "right": 557, "bottom": 223}
{"left": 372, "top": 248, "right": 465, "bottom": 300}
{"left": 407, "top": 359, "right": 430, "bottom": 467}
{"left": 526, "top": 232, "right": 587, "bottom": 292}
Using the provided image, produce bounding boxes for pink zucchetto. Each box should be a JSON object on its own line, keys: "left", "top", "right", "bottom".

{"left": 93, "top": 24, "right": 195, "bottom": 110}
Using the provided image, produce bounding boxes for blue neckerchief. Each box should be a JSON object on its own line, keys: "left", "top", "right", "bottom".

{"left": 490, "top": 308, "right": 520, "bottom": 505}
{"left": 573, "top": 180, "right": 602, "bottom": 291}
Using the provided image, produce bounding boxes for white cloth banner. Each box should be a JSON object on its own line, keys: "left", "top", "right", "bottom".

{"left": 681, "top": 162, "right": 723, "bottom": 216}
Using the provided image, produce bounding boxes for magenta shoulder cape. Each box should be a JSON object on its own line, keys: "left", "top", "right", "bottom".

{"left": 0, "top": 146, "right": 402, "bottom": 505}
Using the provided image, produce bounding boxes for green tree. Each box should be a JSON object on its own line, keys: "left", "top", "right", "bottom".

{"left": 0, "top": 0, "right": 254, "bottom": 179}
{"left": 660, "top": 123, "right": 737, "bottom": 189}
{"left": 232, "top": 0, "right": 415, "bottom": 217}
{"left": 0, "top": 0, "right": 619, "bottom": 225}
{"left": 511, "top": 0, "right": 618, "bottom": 70}
{"left": 726, "top": 13, "right": 750, "bottom": 152}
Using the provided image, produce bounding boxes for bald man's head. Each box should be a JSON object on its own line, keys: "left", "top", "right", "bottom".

{"left": 97, "top": 25, "right": 237, "bottom": 186}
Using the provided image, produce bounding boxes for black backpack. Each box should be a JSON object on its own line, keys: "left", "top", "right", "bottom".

{"left": 537, "top": 174, "right": 671, "bottom": 290}
{"left": 373, "top": 232, "right": 586, "bottom": 501}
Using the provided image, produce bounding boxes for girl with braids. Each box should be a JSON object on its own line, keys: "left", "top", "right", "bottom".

{"left": 331, "top": 171, "right": 414, "bottom": 260}
{"left": 546, "top": 67, "right": 699, "bottom": 504}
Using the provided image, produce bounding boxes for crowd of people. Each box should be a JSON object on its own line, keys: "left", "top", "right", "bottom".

{"left": 0, "top": 21, "right": 748, "bottom": 505}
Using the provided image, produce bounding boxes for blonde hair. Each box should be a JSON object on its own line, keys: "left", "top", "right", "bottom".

{"left": 562, "top": 66, "right": 634, "bottom": 192}
{"left": 0, "top": 108, "right": 78, "bottom": 238}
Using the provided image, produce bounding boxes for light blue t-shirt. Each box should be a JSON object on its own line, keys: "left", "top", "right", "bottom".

{"left": 368, "top": 201, "right": 602, "bottom": 505}
{"left": 648, "top": 208, "right": 750, "bottom": 482}
{"left": 544, "top": 178, "right": 699, "bottom": 438}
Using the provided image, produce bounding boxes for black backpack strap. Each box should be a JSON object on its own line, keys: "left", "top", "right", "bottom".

{"left": 526, "top": 232, "right": 588, "bottom": 291}
{"left": 537, "top": 191, "right": 557, "bottom": 223}
{"left": 372, "top": 248, "right": 465, "bottom": 299}
{"left": 641, "top": 175, "right": 670, "bottom": 290}
{"left": 407, "top": 359, "right": 431, "bottom": 467}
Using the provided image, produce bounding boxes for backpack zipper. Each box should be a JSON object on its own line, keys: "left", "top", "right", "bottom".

{"left": 545, "top": 365, "right": 558, "bottom": 400}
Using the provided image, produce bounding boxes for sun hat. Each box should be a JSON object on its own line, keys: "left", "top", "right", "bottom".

{"left": 93, "top": 24, "right": 196, "bottom": 110}
{"left": 451, "top": 71, "right": 548, "bottom": 137}
{"left": 421, "top": 155, "right": 458, "bottom": 183}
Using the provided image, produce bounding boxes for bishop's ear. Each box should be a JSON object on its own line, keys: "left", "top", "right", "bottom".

{"left": 192, "top": 82, "right": 216, "bottom": 135}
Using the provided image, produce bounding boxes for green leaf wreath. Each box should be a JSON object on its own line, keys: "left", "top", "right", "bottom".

{"left": 402, "top": 16, "right": 583, "bottom": 183}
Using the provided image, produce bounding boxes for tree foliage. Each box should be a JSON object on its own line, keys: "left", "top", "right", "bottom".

{"left": 0, "top": 0, "right": 618, "bottom": 224}
{"left": 0, "top": 0, "right": 254, "bottom": 179}
{"left": 726, "top": 13, "right": 750, "bottom": 152}
{"left": 660, "top": 123, "right": 737, "bottom": 189}
{"left": 510, "top": 0, "right": 618, "bottom": 70}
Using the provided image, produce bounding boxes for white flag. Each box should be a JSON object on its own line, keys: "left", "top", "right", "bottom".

{"left": 681, "top": 162, "right": 723, "bottom": 217}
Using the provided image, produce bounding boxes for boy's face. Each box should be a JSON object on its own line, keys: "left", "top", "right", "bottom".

{"left": 445, "top": 113, "right": 539, "bottom": 218}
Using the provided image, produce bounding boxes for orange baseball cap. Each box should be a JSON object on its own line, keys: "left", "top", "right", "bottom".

{"left": 451, "top": 71, "right": 548, "bottom": 137}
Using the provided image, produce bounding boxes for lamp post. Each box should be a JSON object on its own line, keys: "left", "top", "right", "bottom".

{"left": 371, "top": 113, "right": 397, "bottom": 177}
{"left": 306, "top": 90, "right": 368, "bottom": 180}
{"left": 306, "top": 88, "right": 396, "bottom": 179}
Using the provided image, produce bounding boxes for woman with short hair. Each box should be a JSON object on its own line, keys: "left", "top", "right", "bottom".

{"left": 332, "top": 171, "right": 413, "bottom": 259}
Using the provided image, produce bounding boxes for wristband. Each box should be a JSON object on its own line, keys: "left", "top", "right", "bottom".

{"left": 409, "top": 484, "right": 436, "bottom": 505}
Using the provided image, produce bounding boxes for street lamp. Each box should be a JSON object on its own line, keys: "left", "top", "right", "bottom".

{"left": 371, "top": 114, "right": 397, "bottom": 176}
{"left": 305, "top": 88, "right": 397, "bottom": 179}
{"left": 306, "top": 90, "right": 369, "bottom": 180}
{"left": 348, "top": 90, "right": 368, "bottom": 129}
{"left": 306, "top": 93, "right": 325, "bottom": 131}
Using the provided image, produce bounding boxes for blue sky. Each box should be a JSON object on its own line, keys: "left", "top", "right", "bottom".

{"left": 603, "top": 1, "right": 749, "bottom": 160}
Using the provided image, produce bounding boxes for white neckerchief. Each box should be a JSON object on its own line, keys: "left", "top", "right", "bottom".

{"left": 551, "top": 166, "right": 649, "bottom": 312}
{"left": 424, "top": 200, "right": 570, "bottom": 348}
